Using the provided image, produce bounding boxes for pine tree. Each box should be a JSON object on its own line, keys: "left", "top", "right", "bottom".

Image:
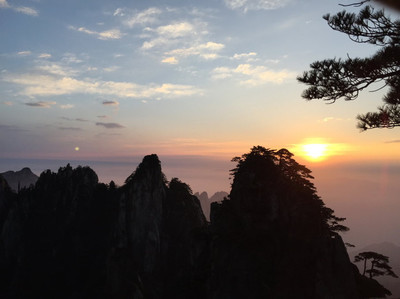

{"left": 298, "top": 3, "right": 400, "bottom": 130}
{"left": 354, "top": 251, "right": 398, "bottom": 279}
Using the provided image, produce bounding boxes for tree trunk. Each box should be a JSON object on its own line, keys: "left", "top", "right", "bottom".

{"left": 363, "top": 258, "right": 367, "bottom": 276}
{"left": 369, "top": 260, "right": 375, "bottom": 279}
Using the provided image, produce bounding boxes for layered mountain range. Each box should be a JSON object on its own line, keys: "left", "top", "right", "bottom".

{"left": 0, "top": 148, "right": 390, "bottom": 298}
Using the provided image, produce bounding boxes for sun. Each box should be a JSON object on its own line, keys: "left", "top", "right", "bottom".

{"left": 302, "top": 143, "right": 327, "bottom": 161}
{"left": 293, "top": 139, "right": 349, "bottom": 163}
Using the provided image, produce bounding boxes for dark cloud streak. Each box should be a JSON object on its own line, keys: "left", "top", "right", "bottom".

{"left": 60, "top": 117, "right": 89, "bottom": 122}
{"left": 102, "top": 100, "right": 119, "bottom": 106}
{"left": 58, "top": 127, "right": 82, "bottom": 131}
{"left": 96, "top": 122, "right": 125, "bottom": 129}
{"left": 24, "top": 101, "right": 56, "bottom": 108}
{"left": 0, "top": 124, "right": 28, "bottom": 132}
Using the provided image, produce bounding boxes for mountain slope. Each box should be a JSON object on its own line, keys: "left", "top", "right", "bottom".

{"left": 0, "top": 167, "right": 38, "bottom": 192}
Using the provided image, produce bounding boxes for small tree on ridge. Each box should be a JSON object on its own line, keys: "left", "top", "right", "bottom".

{"left": 354, "top": 251, "right": 398, "bottom": 279}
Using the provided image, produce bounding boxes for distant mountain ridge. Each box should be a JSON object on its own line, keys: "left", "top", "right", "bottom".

{"left": 194, "top": 191, "right": 228, "bottom": 220}
{"left": 0, "top": 167, "right": 38, "bottom": 192}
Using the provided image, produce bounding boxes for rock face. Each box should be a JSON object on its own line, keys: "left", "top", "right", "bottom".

{"left": 194, "top": 191, "right": 228, "bottom": 220}
{"left": 0, "top": 167, "right": 38, "bottom": 192}
{"left": 0, "top": 151, "right": 368, "bottom": 298}
{"left": 107, "top": 155, "right": 207, "bottom": 298}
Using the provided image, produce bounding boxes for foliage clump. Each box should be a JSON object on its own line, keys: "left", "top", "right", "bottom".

{"left": 229, "top": 146, "right": 348, "bottom": 234}
{"left": 298, "top": 4, "right": 400, "bottom": 130}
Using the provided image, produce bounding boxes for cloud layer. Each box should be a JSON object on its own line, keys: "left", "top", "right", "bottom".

{"left": 4, "top": 73, "right": 202, "bottom": 99}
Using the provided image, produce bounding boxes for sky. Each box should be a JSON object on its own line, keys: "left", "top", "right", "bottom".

{"left": 1, "top": 0, "right": 400, "bottom": 247}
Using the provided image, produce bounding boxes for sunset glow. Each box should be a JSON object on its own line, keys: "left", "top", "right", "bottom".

{"left": 303, "top": 143, "right": 327, "bottom": 161}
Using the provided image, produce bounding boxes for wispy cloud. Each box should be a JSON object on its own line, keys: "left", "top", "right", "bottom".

{"left": 60, "top": 104, "right": 74, "bottom": 109}
{"left": 37, "top": 63, "right": 77, "bottom": 76}
{"left": 232, "top": 52, "right": 257, "bottom": 61}
{"left": 320, "top": 117, "right": 340, "bottom": 123}
{"left": 0, "top": 0, "right": 38, "bottom": 16}
{"left": 265, "top": 59, "right": 280, "bottom": 64}
{"left": 224, "top": 0, "right": 290, "bottom": 12}
{"left": 62, "top": 53, "right": 83, "bottom": 64}
{"left": 142, "top": 22, "right": 197, "bottom": 50}
{"left": 317, "top": 117, "right": 351, "bottom": 123}
{"left": 102, "top": 100, "right": 119, "bottom": 106}
{"left": 3, "top": 73, "right": 202, "bottom": 99}
{"left": 103, "top": 66, "right": 120, "bottom": 72}
{"left": 212, "top": 67, "right": 233, "bottom": 79}
{"left": 113, "top": 8, "right": 124, "bottom": 16}
{"left": 24, "top": 101, "right": 56, "bottom": 108}
{"left": 155, "top": 22, "right": 194, "bottom": 38}
{"left": 96, "top": 122, "right": 125, "bottom": 129}
{"left": 115, "top": 7, "right": 162, "bottom": 28}
{"left": 163, "top": 42, "right": 225, "bottom": 63}
{"left": 38, "top": 53, "right": 52, "bottom": 59}
{"left": 97, "top": 115, "right": 107, "bottom": 119}
{"left": 385, "top": 140, "right": 400, "bottom": 144}
{"left": 15, "top": 6, "right": 38, "bottom": 16}
{"left": 69, "top": 26, "right": 123, "bottom": 40}
{"left": 135, "top": 8, "right": 225, "bottom": 67}
{"left": 162, "top": 57, "right": 178, "bottom": 64}
{"left": 17, "top": 51, "right": 31, "bottom": 56}
{"left": 212, "top": 63, "right": 295, "bottom": 85}
{"left": 2, "top": 101, "right": 13, "bottom": 106}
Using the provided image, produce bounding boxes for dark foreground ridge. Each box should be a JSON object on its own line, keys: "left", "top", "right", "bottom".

{"left": 0, "top": 148, "right": 391, "bottom": 298}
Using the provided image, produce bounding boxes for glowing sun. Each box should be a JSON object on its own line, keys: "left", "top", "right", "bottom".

{"left": 302, "top": 143, "right": 327, "bottom": 161}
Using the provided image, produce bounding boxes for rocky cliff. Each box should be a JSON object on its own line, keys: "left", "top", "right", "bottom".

{"left": 106, "top": 155, "right": 207, "bottom": 298}
{"left": 0, "top": 150, "right": 374, "bottom": 298}
{"left": 194, "top": 191, "right": 228, "bottom": 220}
